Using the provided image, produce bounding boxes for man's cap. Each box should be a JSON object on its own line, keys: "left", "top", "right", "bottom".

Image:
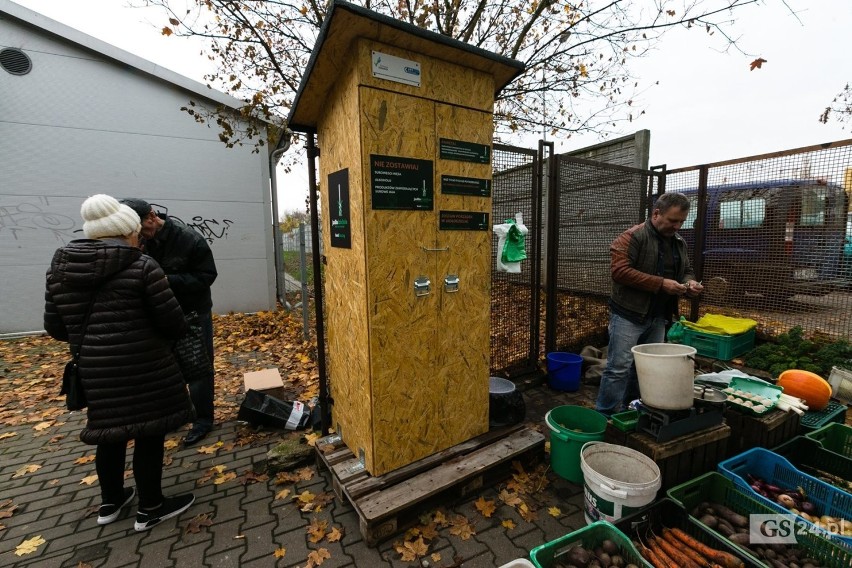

{"left": 119, "top": 198, "right": 153, "bottom": 221}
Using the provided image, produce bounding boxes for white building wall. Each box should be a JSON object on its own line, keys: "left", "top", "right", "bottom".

{"left": 0, "top": 12, "right": 276, "bottom": 333}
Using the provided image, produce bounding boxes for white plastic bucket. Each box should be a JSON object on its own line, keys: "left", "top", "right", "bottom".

{"left": 631, "top": 343, "right": 696, "bottom": 409}
{"left": 580, "top": 442, "right": 660, "bottom": 524}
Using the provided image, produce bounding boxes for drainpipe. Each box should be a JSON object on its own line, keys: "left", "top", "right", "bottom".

{"left": 270, "top": 129, "right": 293, "bottom": 305}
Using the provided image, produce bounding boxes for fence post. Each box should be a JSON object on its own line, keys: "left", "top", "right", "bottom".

{"left": 299, "top": 222, "right": 310, "bottom": 340}
{"left": 543, "top": 141, "right": 559, "bottom": 355}
{"left": 690, "top": 165, "right": 709, "bottom": 321}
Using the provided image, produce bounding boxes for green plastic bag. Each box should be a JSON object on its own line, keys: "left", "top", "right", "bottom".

{"left": 501, "top": 219, "right": 527, "bottom": 263}
{"left": 667, "top": 316, "right": 686, "bottom": 343}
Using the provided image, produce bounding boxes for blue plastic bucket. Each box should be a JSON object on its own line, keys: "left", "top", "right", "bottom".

{"left": 546, "top": 352, "right": 583, "bottom": 391}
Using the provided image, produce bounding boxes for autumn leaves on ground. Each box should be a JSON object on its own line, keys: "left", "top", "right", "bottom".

{"left": 0, "top": 309, "right": 560, "bottom": 565}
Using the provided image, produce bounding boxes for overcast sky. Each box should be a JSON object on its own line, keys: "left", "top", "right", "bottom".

{"left": 10, "top": 0, "right": 852, "bottom": 212}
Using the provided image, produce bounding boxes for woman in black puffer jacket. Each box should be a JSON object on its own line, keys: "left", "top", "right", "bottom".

{"left": 44, "top": 194, "right": 196, "bottom": 532}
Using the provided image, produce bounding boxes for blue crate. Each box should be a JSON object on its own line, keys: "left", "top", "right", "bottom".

{"left": 718, "top": 447, "right": 852, "bottom": 549}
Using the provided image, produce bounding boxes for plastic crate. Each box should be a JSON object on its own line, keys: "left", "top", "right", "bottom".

{"left": 717, "top": 447, "right": 852, "bottom": 548}
{"left": 668, "top": 472, "right": 852, "bottom": 568}
{"left": 806, "top": 423, "right": 852, "bottom": 459}
{"left": 680, "top": 327, "right": 755, "bottom": 361}
{"left": 529, "top": 521, "right": 649, "bottom": 568}
{"left": 800, "top": 400, "right": 848, "bottom": 432}
{"left": 614, "top": 498, "right": 758, "bottom": 567}
{"left": 610, "top": 410, "right": 638, "bottom": 432}
{"left": 773, "top": 435, "right": 852, "bottom": 491}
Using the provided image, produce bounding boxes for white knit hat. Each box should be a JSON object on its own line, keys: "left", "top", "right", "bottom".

{"left": 81, "top": 194, "right": 142, "bottom": 239}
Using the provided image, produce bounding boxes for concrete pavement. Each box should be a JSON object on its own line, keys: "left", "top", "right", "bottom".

{"left": 0, "top": 381, "right": 594, "bottom": 567}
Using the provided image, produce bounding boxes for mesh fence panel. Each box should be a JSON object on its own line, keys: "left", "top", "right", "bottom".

{"left": 667, "top": 139, "right": 852, "bottom": 341}
{"left": 549, "top": 157, "right": 660, "bottom": 353}
{"left": 490, "top": 144, "right": 540, "bottom": 376}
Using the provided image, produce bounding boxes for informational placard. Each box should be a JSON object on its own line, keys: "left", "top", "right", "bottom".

{"left": 370, "top": 154, "right": 434, "bottom": 211}
{"left": 328, "top": 168, "right": 351, "bottom": 248}
{"left": 441, "top": 174, "right": 491, "bottom": 197}
{"left": 439, "top": 138, "right": 490, "bottom": 164}
{"left": 371, "top": 51, "right": 421, "bottom": 87}
{"left": 439, "top": 210, "right": 489, "bottom": 231}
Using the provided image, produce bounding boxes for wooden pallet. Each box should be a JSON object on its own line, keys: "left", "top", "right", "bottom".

{"left": 315, "top": 424, "right": 545, "bottom": 546}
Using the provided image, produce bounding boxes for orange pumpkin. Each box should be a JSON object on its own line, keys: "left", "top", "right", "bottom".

{"left": 777, "top": 370, "right": 832, "bottom": 411}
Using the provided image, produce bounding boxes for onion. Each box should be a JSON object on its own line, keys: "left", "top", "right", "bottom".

{"left": 800, "top": 501, "right": 817, "bottom": 515}
{"left": 776, "top": 494, "right": 797, "bottom": 509}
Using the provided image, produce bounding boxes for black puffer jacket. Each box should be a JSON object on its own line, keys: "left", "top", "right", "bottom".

{"left": 44, "top": 239, "right": 194, "bottom": 444}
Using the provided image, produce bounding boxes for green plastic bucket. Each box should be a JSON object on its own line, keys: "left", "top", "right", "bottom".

{"left": 544, "top": 405, "right": 607, "bottom": 483}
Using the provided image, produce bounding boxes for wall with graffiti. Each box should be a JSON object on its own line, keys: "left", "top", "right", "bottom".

{"left": 0, "top": 11, "right": 276, "bottom": 333}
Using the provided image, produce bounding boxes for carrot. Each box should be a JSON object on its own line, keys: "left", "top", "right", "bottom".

{"left": 647, "top": 537, "right": 678, "bottom": 568}
{"left": 655, "top": 534, "right": 702, "bottom": 568}
{"left": 638, "top": 541, "right": 669, "bottom": 568}
{"left": 670, "top": 527, "right": 745, "bottom": 568}
{"left": 662, "top": 528, "right": 710, "bottom": 566}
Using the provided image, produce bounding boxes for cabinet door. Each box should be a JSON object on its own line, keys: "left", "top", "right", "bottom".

{"left": 360, "top": 87, "right": 441, "bottom": 474}
{"left": 434, "top": 103, "right": 493, "bottom": 441}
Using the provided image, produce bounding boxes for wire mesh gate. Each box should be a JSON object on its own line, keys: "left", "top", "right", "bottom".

{"left": 668, "top": 138, "right": 852, "bottom": 341}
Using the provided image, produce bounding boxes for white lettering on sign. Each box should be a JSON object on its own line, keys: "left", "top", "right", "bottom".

{"left": 371, "top": 51, "right": 421, "bottom": 87}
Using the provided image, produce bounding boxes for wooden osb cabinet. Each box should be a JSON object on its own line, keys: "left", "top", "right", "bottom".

{"left": 288, "top": 2, "right": 523, "bottom": 475}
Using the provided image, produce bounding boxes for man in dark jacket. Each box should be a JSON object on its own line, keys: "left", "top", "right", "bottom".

{"left": 121, "top": 198, "right": 218, "bottom": 445}
{"left": 595, "top": 192, "right": 704, "bottom": 415}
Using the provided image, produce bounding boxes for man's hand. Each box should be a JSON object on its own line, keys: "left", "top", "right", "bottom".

{"left": 685, "top": 280, "right": 704, "bottom": 298}
{"left": 661, "top": 278, "right": 688, "bottom": 295}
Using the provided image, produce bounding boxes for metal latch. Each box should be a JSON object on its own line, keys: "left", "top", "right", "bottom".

{"left": 414, "top": 276, "right": 431, "bottom": 297}
{"left": 444, "top": 274, "right": 459, "bottom": 293}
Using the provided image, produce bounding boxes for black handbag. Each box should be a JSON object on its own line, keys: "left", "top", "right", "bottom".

{"left": 61, "top": 290, "right": 101, "bottom": 411}
{"left": 173, "top": 311, "right": 213, "bottom": 384}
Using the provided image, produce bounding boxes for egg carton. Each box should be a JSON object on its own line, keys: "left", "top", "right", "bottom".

{"left": 722, "top": 376, "right": 783, "bottom": 416}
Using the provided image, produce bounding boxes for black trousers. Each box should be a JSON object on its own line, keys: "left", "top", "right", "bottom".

{"left": 189, "top": 309, "right": 215, "bottom": 430}
{"left": 96, "top": 435, "right": 165, "bottom": 509}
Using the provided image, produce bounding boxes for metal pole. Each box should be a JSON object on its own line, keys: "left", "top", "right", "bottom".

{"left": 690, "top": 165, "right": 710, "bottom": 321}
{"left": 543, "top": 141, "right": 559, "bottom": 354}
{"left": 306, "top": 134, "right": 329, "bottom": 435}
{"left": 299, "top": 222, "right": 310, "bottom": 341}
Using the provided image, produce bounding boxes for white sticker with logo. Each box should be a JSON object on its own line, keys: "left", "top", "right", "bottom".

{"left": 371, "top": 51, "right": 421, "bottom": 87}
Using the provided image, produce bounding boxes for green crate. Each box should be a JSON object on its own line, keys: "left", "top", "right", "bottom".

{"left": 680, "top": 327, "right": 755, "bottom": 361}
{"left": 667, "top": 472, "right": 852, "bottom": 568}
{"left": 772, "top": 435, "right": 852, "bottom": 492}
{"left": 529, "top": 521, "right": 649, "bottom": 568}
{"left": 805, "top": 422, "right": 852, "bottom": 459}
{"left": 800, "top": 400, "right": 848, "bottom": 432}
{"left": 611, "top": 410, "right": 638, "bottom": 432}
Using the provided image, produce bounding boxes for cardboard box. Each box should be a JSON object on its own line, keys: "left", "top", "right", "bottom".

{"left": 243, "top": 368, "right": 287, "bottom": 401}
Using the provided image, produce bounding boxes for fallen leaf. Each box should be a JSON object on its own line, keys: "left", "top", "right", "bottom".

{"left": 184, "top": 513, "right": 213, "bottom": 534}
{"left": 80, "top": 474, "right": 98, "bottom": 486}
{"left": 305, "top": 547, "right": 331, "bottom": 567}
{"left": 548, "top": 506, "right": 562, "bottom": 517}
{"left": 750, "top": 57, "right": 767, "bottom": 71}
{"left": 15, "top": 535, "right": 46, "bottom": 556}
{"left": 274, "top": 488, "right": 291, "bottom": 501}
{"left": 327, "top": 526, "right": 343, "bottom": 542}
{"left": 0, "top": 501, "right": 18, "bottom": 519}
{"left": 431, "top": 552, "right": 442, "bottom": 562}
{"left": 274, "top": 471, "right": 301, "bottom": 485}
{"left": 211, "top": 464, "right": 227, "bottom": 474}
{"left": 498, "top": 489, "right": 522, "bottom": 508}
{"left": 307, "top": 518, "right": 328, "bottom": 543}
{"left": 164, "top": 438, "right": 180, "bottom": 450}
{"left": 474, "top": 496, "right": 496, "bottom": 518}
{"left": 304, "top": 431, "right": 320, "bottom": 446}
{"left": 295, "top": 490, "right": 315, "bottom": 505}
{"left": 502, "top": 519, "right": 516, "bottom": 530}
{"left": 74, "top": 455, "right": 96, "bottom": 465}
{"left": 449, "top": 515, "right": 476, "bottom": 540}
{"left": 197, "top": 441, "right": 223, "bottom": 455}
{"left": 273, "top": 546, "right": 286, "bottom": 558}
{"left": 213, "top": 472, "right": 236, "bottom": 485}
{"left": 33, "top": 421, "right": 53, "bottom": 431}
{"left": 394, "top": 536, "right": 428, "bottom": 562}
{"left": 295, "top": 466, "right": 314, "bottom": 481}
{"left": 12, "top": 464, "right": 41, "bottom": 478}
{"left": 0, "top": 432, "right": 17, "bottom": 440}
{"left": 239, "top": 470, "right": 269, "bottom": 486}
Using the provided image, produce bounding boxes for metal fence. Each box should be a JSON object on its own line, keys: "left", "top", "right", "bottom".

{"left": 667, "top": 139, "right": 852, "bottom": 341}
{"left": 544, "top": 155, "right": 663, "bottom": 353}
{"left": 490, "top": 143, "right": 542, "bottom": 377}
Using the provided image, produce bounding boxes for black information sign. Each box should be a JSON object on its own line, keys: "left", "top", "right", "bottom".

{"left": 439, "top": 210, "right": 489, "bottom": 231}
{"left": 370, "top": 154, "right": 434, "bottom": 210}
{"left": 441, "top": 175, "right": 491, "bottom": 197}
{"left": 328, "top": 168, "right": 351, "bottom": 248}
{"left": 439, "top": 138, "right": 490, "bottom": 164}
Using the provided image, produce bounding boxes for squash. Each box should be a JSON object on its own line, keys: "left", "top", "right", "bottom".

{"left": 777, "top": 370, "right": 832, "bottom": 411}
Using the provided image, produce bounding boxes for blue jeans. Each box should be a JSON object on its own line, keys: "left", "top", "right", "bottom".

{"left": 188, "top": 310, "right": 215, "bottom": 430}
{"left": 595, "top": 311, "right": 667, "bottom": 415}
